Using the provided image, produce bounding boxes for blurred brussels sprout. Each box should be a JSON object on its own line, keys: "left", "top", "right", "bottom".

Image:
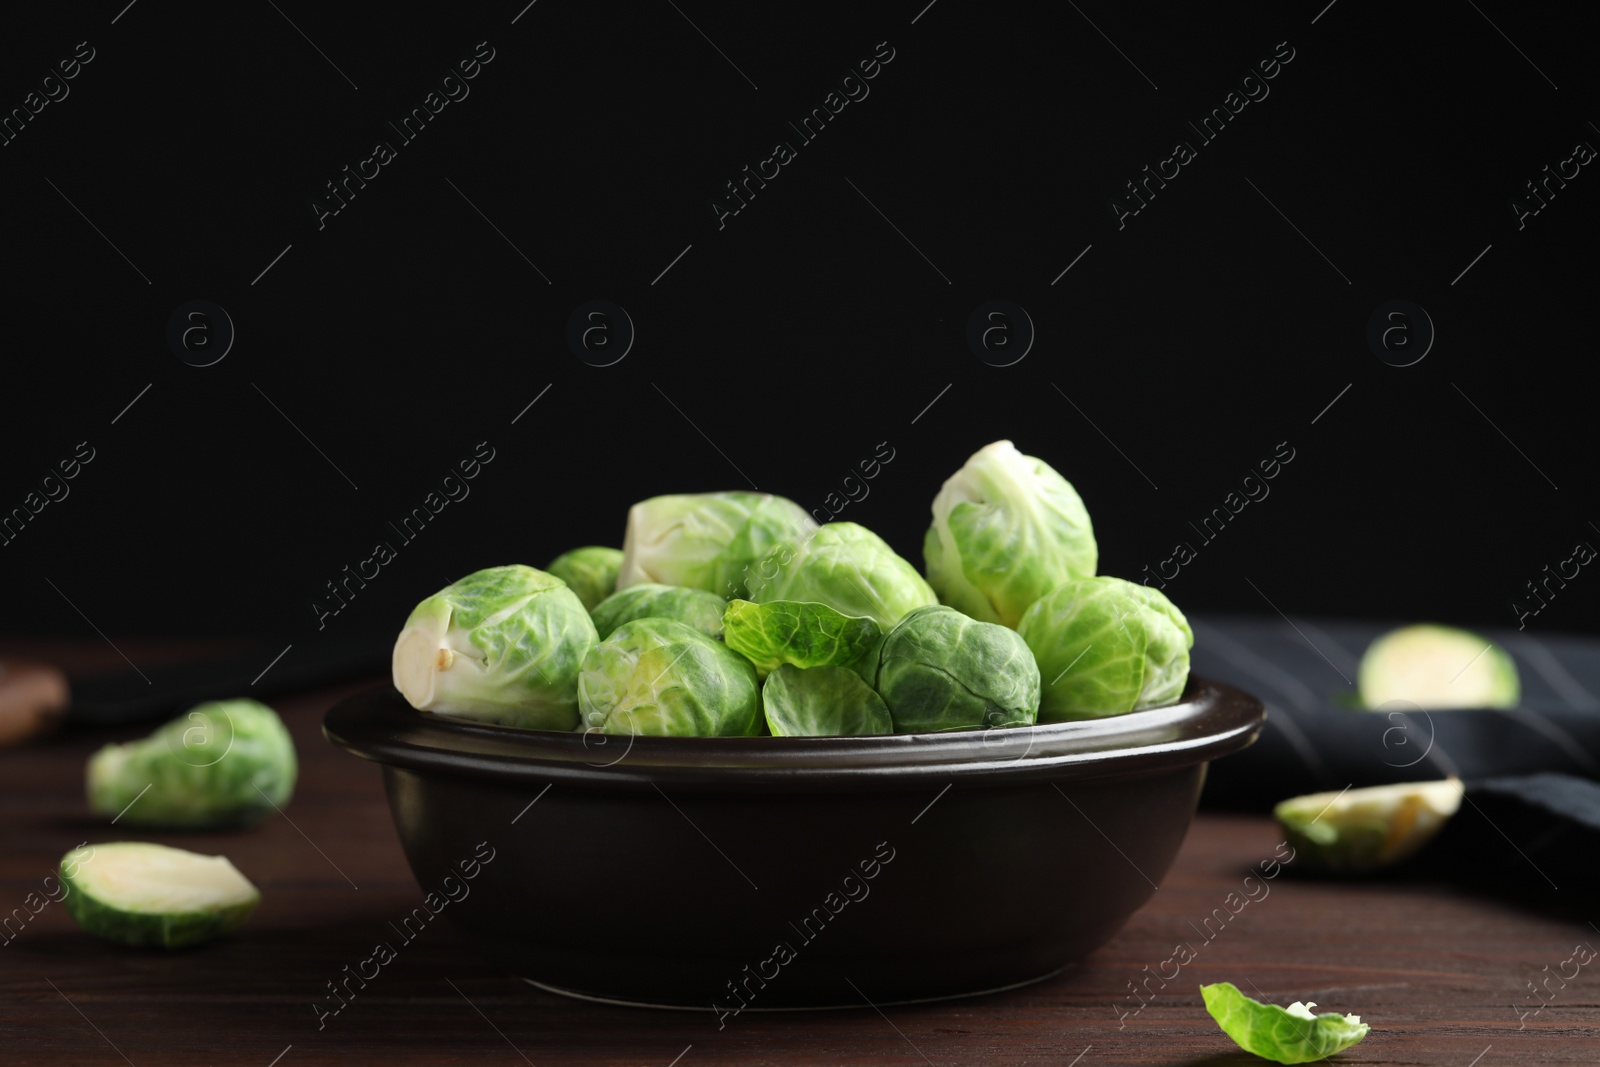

{"left": 1358, "top": 624, "right": 1519, "bottom": 710}
{"left": 1275, "top": 778, "right": 1464, "bottom": 873}
{"left": 1201, "top": 982, "right": 1369, "bottom": 1064}
{"left": 1017, "top": 577, "right": 1192, "bottom": 720}
{"left": 392, "top": 564, "right": 597, "bottom": 730}
{"left": 619, "top": 492, "right": 815, "bottom": 600}
{"left": 723, "top": 599, "right": 882, "bottom": 677}
{"left": 747, "top": 522, "right": 936, "bottom": 628}
{"left": 86, "top": 699, "right": 296, "bottom": 828}
{"left": 59, "top": 842, "right": 260, "bottom": 949}
{"left": 923, "top": 440, "right": 1097, "bottom": 627}
{"left": 545, "top": 546, "right": 624, "bottom": 611}
{"left": 863, "top": 605, "right": 1039, "bottom": 733}
{"left": 578, "top": 618, "right": 761, "bottom": 736}
{"left": 590, "top": 583, "right": 727, "bottom": 641}
{"left": 763, "top": 664, "right": 892, "bottom": 737}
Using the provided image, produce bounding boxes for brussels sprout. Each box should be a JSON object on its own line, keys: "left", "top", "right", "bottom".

{"left": 923, "top": 440, "right": 1098, "bottom": 627}
{"left": 618, "top": 492, "right": 815, "bottom": 600}
{"left": 747, "top": 522, "right": 936, "bottom": 628}
{"left": 863, "top": 605, "right": 1039, "bottom": 733}
{"left": 545, "top": 546, "right": 624, "bottom": 611}
{"left": 392, "top": 564, "right": 597, "bottom": 730}
{"left": 1358, "top": 624, "right": 1519, "bottom": 710}
{"left": 578, "top": 618, "right": 761, "bottom": 736}
{"left": 1201, "top": 982, "right": 1369, "bottom": 1064}
{"left": 1017, "top": 577, "right": 1192, "bottom": 721}
{"left": 763, "top": 664, "right": 892, "bottom": 737}
{"left": 1275, "top": 778, "right": 1463, "bottom": 873}
{"left": 86, "top": 699, "right": 296, "bottom": 828}
{"left": 723, "top": 599, "right": 882, "bottom": 677}
{"left": 590, "top": 583, "right": 728, "bottom": 641}
{"left": 60, "top": 842, "right": 260, "bottom": 949}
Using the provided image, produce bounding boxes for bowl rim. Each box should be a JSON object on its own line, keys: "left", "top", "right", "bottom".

{"left": 323, "top": 676, "right": 1265, "bottom": 791}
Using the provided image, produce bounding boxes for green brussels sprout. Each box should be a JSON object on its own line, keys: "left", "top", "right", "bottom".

{"left": 1201, "top": 982, "right": 1369, "bottom": 1064}
{"left": 863, "top": 605, "right": 1040, "bottom": 733}
{"left": 1358, "top": 623, "right": 1519, "bottom": 710}
{"left": 545, "top": 546, "right": 624, "bottom": 611}
{"left": 578, "top": 618, "right": 761, "bottom": 736}
{"left": 723, "top": 599, "right": 882, "bottom": 677}
{"left": 86, "top": 699, "right": 296, "bottom": 828}
{"left": 392, "top": 564, "right": 597, "bottom": 730}
{"left": 1017, "top": 577, "right": 1192, "bottom": 721}
{"left": 747, "top": 522, "right": 936, "bottom": 628}
{"left": 923, "top": 440, "right": 1097, "bottom": 627}
{"left": 618, "top": 491, "right": 815, "bottom": 600}
{"left": 763, "top": 664, "right": 892, "bottom": 737}
{"left": 1275, "top": 778, "right": 1463, "bottom": 873}
{"left": 59, "top": 842, "right": 260, "bottom": 949}
{"left": 588, "top": 585, "right": 726, "bottom": 643}
{"left": 589, "top": 583, "right": 728, "bottom": 641}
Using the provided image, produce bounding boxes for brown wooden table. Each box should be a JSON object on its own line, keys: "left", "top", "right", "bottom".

{"left": 2, "top": 656, "right": 1595, "bottom": 1065}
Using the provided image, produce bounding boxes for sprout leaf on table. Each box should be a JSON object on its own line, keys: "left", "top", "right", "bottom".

{"left": 1201, "top": 982, "right": 1369, "bottom": 1064}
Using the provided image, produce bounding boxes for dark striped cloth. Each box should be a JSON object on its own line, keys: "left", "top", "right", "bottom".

{"left": 1192, "top": 616, "right": 1600, "bottom": 889}
{"left": 1192, "top": 616, "right": 1600, "bottom": 806}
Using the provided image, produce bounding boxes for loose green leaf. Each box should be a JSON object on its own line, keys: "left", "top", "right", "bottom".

{"left": 590, "top": 583, "right": 728, "bottom": 641}
{"left": 1201, "top": 982, "right": 1369, "bottom": 1064}
{"left": 763, "top": 664, "right": 892, "bottom": 737}
{"left": 86, "top": 699, "right": 297, "bottom": 828}
{"left": 723, "top": 599, "right": 882, "bottom": 677}
{"left": 545, "top": 546, "right": 624, "bottom": 611}
{"left": 1017, "top": 576, "right": 1192, "bottom": 720}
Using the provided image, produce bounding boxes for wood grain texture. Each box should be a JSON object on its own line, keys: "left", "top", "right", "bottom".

{"left": 0, "top": 653, "right": 1594, "bottom": 1065}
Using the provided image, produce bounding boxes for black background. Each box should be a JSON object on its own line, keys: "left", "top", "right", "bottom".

{"left": 2, "top": 0, "right": 1594, "bottom": 651}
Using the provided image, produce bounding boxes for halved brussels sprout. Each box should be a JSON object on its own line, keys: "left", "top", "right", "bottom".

{"left": 60, "top": 842, "right": 260, "bottom": 949}
{"left": 1017, "top": 577, "right": 1192, "bottom": 720}
{"left": 1275, "top": 778, "right": 1463, "bottom": 873}
{"left": 723, "top": 599, "right": 881, "bottom": 677}
{"left": 618, "top": 492, "right": 815, "bottom": 600}
{"left": 1358, "top": 624, "right": 1519, "bottom": 710}
{"left": 1201, "top": 982, "right": 1369, "bottom": 1064}
{"left": 863, "top": 605, "right": 1040, "bottom": 733}
{"left": 747, "top": 522, "right": 936, "bottom": 628}
{"left": 578, "top": 618, "right": 761, "bottom": 736}
{"left": 762, "top": 664, "right": 892, "bottom": 737}
{"left": 392, "top": 565, "right": 597, "bottom": 730}
{"left": 923, "top": 440, "right": 1097, "bottom": 627}
{"left": 545, "top": 546, "right": 624, "bottom": 611}
{"left": 589, "top": 583, "right": 727, "bottom": 641}
{"left": 86, "top": 699, "right": 297, "bottom": 828}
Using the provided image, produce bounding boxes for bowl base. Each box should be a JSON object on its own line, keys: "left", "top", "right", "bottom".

{"left": 517, "top": 965, "right": 1068, "bottom": 1012}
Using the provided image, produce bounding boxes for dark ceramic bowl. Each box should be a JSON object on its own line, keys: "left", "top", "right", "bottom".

{"left": 324, "top": 677, "right": 1263, "bottom": 1010}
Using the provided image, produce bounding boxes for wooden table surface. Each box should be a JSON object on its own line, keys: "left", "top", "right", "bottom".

{"left": 2, "top": 659, "right": 1595, "bottom": 1066}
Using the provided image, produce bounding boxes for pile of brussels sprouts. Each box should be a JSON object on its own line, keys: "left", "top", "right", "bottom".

{"left": 391, "top": 440, "right": 1195, "bottom": 737}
